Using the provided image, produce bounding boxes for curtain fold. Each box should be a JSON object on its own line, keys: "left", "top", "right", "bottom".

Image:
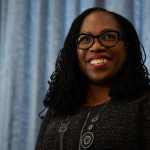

{"left": 0, "top": 0, "right": 149, "bottom": 149}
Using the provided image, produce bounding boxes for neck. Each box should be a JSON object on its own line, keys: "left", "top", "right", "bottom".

{"left": 84, "top": 84, "right": 111, "bottom": 107}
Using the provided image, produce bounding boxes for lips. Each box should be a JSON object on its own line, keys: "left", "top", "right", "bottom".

{"left": 87, "top": 53, "right": 112, "bottom": 62}
{"left": 87, "top": 53, "right": 112, "bottom": 61}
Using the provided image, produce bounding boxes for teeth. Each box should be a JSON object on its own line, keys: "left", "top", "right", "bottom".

{"left": 90, "top": 59, "right": 107, "bottom": 65}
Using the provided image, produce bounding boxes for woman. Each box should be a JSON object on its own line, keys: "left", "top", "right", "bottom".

{"left": 35, "top": 7, "right": 150, "bottom": 149}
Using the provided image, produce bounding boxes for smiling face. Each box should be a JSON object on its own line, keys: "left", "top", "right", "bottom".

{"left": 76, "top": 11, "right": 127, "bottom": 85}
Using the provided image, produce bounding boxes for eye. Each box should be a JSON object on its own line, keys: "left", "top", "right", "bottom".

{"left": 78, "top": 35, "right": 92, "bottom": 44}
{"left": 100, "top": 32, "right": 117, "bottom": 41}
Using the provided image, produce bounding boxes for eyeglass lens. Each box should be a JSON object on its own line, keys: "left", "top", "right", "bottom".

{"left": 77, "top": 31, "right": 120, "bottom": 50}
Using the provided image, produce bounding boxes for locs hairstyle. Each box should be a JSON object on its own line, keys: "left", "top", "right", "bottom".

{"left": 41, "top": 7, "right": 150, "bottom": 116}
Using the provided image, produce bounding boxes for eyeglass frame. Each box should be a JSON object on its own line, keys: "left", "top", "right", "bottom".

{"left": 76, "top": 30, "right": 124, "bottom": 50}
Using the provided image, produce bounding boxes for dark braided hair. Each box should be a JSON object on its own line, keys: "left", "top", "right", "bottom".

{"left": 42, "top": 7, "right": 150, "bottom": 116}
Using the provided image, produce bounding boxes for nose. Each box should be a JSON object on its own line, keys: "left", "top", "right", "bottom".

{"left": 89, "top": 38, "right": 105, "bottom": 52}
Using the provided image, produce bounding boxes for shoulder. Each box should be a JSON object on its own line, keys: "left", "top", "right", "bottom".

{"left": 140, "top": 89, "right": 150, "bottom": 115}
{"left": 132, "top": 89, "right": 150, "bottom": 118}
{"left": 138, "top": 89, "right": 150, "bottom": 148}
{"left": 130, "top": 89, "right": 150, "bottom": 106}
{"left": 120, "top": 89, "right": 150, "bottom": 114}
{"left": 138, "top": 89, "right": 150, "bottom": 106}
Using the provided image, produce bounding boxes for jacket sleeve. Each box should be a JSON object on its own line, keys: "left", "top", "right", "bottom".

{"left": 35, "top": 108, "right": 52, "bottom": 150}
{"left": 142, "top": 94, "right": 150, "bottom": 149}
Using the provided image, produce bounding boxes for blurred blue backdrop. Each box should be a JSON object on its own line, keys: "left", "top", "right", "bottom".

{"left": 0, "top": 0, "right": 150, "bottom": 149}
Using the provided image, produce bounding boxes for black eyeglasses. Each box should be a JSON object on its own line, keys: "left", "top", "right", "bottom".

{"left": 76, "top": 30, "right": 124, "bottom": 50}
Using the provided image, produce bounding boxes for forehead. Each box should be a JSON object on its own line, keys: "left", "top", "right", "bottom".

{"left": 80, "top": 11, "right": 121, "bottom": 34}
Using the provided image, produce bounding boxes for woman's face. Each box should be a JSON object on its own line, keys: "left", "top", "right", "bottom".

{"left": 76, "top": 11, "right": 126, "bottom": 85}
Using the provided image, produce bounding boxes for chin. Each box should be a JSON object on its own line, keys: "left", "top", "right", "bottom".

{"left": 86, "top": 76, "right": 113, "bottom": 86}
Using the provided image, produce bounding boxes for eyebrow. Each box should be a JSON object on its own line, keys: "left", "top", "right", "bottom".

{"left": 80, "top": 28, "right": 121, "bottom": 35}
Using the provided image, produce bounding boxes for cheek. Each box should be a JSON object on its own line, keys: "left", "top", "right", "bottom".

{"left": 77, "top": 50, "right": 86, "bottom": 66}
{"left": 114, "top": 49, "right": 127, "bottom": 70}
{"left": 120, "top": 49, "right": 126, "bottom": 63}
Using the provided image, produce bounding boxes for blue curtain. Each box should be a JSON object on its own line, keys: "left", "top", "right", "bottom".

{"left": 0, "top": 0, "right": 149, "bottom": 150}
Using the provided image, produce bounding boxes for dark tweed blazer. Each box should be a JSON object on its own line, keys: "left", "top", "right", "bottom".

{"left": 35, "top": 92, "right": 150, "bottom": 150}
